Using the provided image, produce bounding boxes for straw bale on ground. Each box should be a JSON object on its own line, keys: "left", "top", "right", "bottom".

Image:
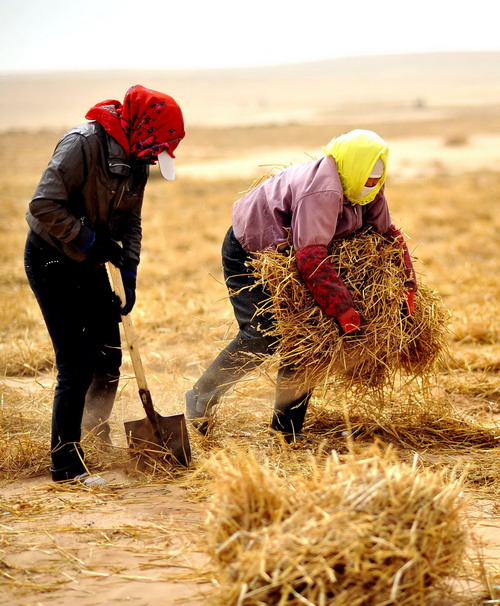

{"left": 206, "top": 447, "right": 468, "bottom": 606}
{"left": 251, "top": 231, "right": 450, "bottom": 393}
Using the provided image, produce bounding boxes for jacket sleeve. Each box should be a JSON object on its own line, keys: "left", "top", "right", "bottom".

{"left": 111, "top": 166, "right": 148, "bottom": 272}
{"left": 295, "top": 244, "right": 354, "bottom": 317}
{"left": 28, "top": 134, "right": 92, "bottom": 249}
{"left": 362, "top": 188, "right": 392, "bottom": 234}
{"left": 114, "top": 200, "right": 143, "bottom": 272}
{"left": 382, "top": 224, "right": 417, "bottom": 291}
{"left": 291, "top": 191, "right": 343, "bottom": 250}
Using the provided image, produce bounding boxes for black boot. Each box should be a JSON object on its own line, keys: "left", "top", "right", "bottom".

{"left": 271, "top": 393, "right": 311, "bottom": 443}
{"left": 185, "top": 389, "right": 212, "bottom": 436}
{"left": 270, "top": 365, "right": 312, "bottom": 443}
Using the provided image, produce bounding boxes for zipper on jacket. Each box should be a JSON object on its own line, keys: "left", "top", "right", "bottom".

{"left": 115, "top": 182, "right": 127, "bottom": 208}
{"left": 107, "top": 181, "right": 127, "bottom": 224}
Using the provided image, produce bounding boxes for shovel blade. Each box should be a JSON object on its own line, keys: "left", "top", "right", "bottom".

{"left": 124, "top": 413, "right": 191, "bottom": 468}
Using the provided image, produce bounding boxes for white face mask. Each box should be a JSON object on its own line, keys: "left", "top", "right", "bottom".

{"left": 158, "top": 150, "right": 176, "bottom": 181}
{"left": 357, "top": 158, "right": 384, "bottom": 201}
{"left": 359, "top": 184, "right": 376, "bottom": 198}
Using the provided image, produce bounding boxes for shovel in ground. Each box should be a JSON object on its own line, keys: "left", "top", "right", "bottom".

{"left": 107, "top": 263, "right": 191, "bottom": 468}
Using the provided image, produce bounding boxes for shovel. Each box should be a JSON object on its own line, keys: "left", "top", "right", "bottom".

{"left": 107, "top": 263, "right": 191, "bottom": 468}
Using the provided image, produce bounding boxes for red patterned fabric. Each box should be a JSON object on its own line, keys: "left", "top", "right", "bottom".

{"left": 85, "top": 84, "right": 185, "bottom": 159}
{"left": 382, "top": 224, "right": 417, "bottom": 291}
{"left": 295, "top": 244, "right": 354, "bottom": 317}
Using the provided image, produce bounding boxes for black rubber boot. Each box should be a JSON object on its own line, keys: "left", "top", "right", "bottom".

{"left": 185, "top": 388, "right": 212, "bottom": 436}
{"left": 270, "top": 366, "right": 312, "bottom": 443}
{"left": 271, "top": 394, "right": 311, "bottom": 442}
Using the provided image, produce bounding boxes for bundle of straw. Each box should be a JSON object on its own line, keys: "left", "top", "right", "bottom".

{"left": 206, "top": 447, "right": 467, "bottom": 606}
{"left": 251, "top": 231, "right": 449, "bottom": 391}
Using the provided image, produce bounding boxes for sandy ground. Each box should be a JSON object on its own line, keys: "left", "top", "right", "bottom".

{"left": 1, "top": 473, "right": 210, "bottom": 606}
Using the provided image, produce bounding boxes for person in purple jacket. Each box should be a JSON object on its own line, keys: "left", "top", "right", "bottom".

{"left": 185, "top": 129, "right": 416, "bottom": 441}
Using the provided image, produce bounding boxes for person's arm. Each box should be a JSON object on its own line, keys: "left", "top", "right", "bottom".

{"left": 363, "top": 187, "right": 391, "bottom": 233}
{"left": 29, "top": 134, "right": 93, "bottom": 249}
{"left": 112, "top": 172, "right": 146, "bottom": 270}
{"left": 381, "top": 224, "right": 417, "bottom": 314}
{"left": 110, "top": 165, "right": 148, "bottom": 315}
{"left": 381, "top": 224, "right": 416, "bottom": 288}
{"left": 113, "top": 203, "right": 143, "bottom": 316}
{"left": 295, "top": 245, "right": 360, "bottom": 332}
{"left": 291, "top": 192, "right": 360, "bottom": 333}
{"left": 364, "top": 190, "right": 417, "bottom": 314}
{"left": 30, "top": 133, "right": 125, "bottom": 267}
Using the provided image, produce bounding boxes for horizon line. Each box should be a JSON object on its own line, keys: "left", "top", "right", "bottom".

{"left": 1, "top": 49, "right": 499, "bottom": 78}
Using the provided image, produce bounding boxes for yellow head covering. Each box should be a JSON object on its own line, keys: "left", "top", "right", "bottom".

{"left": 322, "top": 129, "right": 389, "bottom": 205}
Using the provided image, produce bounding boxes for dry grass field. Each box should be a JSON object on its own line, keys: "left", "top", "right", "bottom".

{"left": 1, "top": 55, "right": 500, "bottom": 605}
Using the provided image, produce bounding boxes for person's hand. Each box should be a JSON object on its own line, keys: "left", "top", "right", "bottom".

{"left": 404, "top": 290, "right": 416, "bottom": 316}
{"left": 89, "top": 234, "right": 124, "bottom": 267}
{"left": 336, "top": 307, "right": 361, "bottom": 333}
{"left": 110, "top": 292, "right": 124, "bottom": 323}
{"left": 120, "top": 274, "right": 136, "bottom": 315}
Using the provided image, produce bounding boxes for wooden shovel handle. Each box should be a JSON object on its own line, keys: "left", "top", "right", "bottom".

{"left": 107, "top": 264, "right": 191, "bottom": 467}
{"left": 107, "top": 264, "right": 157, "bottom": 424}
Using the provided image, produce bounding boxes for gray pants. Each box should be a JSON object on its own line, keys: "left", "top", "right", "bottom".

{"left": 82, "top": 374, "right": 118, "bottom": 443}
{"left": 190, "top": 227, "right": 312, "bottom": 437}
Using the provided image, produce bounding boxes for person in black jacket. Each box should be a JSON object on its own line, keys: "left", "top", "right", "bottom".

{"left": 24, "top": 85, "right": 185, "bottom": 485}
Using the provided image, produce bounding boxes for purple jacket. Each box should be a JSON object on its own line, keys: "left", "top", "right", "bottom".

{"left": 232, "top": 155, "right": 391, "bottom": 252}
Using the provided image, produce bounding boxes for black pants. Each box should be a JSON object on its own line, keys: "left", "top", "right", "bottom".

{"left": 24, "top": 234, "right": 121, "bottom": 480}
{"left": 192, "top": 227, "right": 312, "bottom": 435}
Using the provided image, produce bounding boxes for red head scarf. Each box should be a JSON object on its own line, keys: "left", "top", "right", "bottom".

{"left": 85, "top": 84, "right": 185, "bottom": 159}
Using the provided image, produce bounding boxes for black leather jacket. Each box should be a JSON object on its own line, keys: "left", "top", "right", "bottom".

{"left": 26, "top": 122, "right": 149, "bottom": 269}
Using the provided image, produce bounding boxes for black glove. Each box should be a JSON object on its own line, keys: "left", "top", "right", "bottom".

{"left": 89, "top": 234, "right": 124, "bottom": 268}
{"left": 120, "top": 273, "right": 136, "bottom": 315}
{"left": 110, "top": 292, "right": 124, "bottom": 324}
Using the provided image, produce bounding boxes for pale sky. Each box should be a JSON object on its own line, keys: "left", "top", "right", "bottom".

{"left": 0, "top": 0, "right": 499, "bottom": 73}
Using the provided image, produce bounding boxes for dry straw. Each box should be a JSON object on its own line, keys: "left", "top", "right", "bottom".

{"left": 206, "top": 446, "right": 468, "bottom": 606}
{"left": 251, "top": 231, "right": 450, "bottom": 394}
{"left": 0, "top": 386, "right": 52, "bottom": 478}
{"left": 0, "top": 385, "right": 169, "bottom": 482}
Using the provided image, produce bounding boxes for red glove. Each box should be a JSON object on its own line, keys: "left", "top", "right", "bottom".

{"left": 295, "top": 245, "right": 354, "bottom": 317}
{"left": 337, "top": 307, "right": 361, "bottom": 333}
{"left": 404, "top": 290, "right": 415, "bottom": 316}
